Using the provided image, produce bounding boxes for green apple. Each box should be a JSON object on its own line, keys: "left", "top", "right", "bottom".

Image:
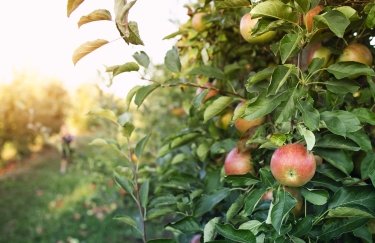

{"left": 240, "top": 13, "right": 276, "bottom": 44}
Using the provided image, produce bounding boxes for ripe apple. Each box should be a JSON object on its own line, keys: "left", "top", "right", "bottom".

{"left": 192, "top": 12, "right": 206, "bottom": 32}
{"left": 304, "top": 5, "right": 323, "bottom": 32}
{"left": 196, "top": 82, "right": 218, "bottom": 102}
{"left": 234, "top": 102, "right": 265, "bottom": 134}
{"left": 307, "top": 46, "right": 332, "bottom": 67}
{"left": 338, "top": 43, "right": 373, "bottom": 66}
{"left": 224, "top": 147, "right": 255, "bottom": 176}
{"left": 240, "top": 13, "right": 276, "bottom": 44}
{"left": 270, "top": 143, "right": 316, "bottom": 187}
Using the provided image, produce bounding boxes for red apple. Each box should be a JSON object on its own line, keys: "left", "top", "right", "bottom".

{"left": 192, "top": 13, "right": 206, "bottom": 32}
{"left": 338, "top": 43, "right": 373, "bottom": 66}
{"left": 234, "top": 102, "right": 265, "bottom": 134}
{"left": 240, "top": 13, "right": 276, "bottom": 44}
{"left": 196, "top": 82, "right": 218, "bottom": 102}
{"left": 304, "top": 5, "right": 323, "bottom": 32}
{"left": 224, "top": 147, "right": 255, "bottom": 176}
{"left": 270, "top": 143, "right": 316, "bottom": 187}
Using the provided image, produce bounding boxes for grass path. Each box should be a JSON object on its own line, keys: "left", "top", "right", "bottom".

{"left": 0, "top": 145, "right": 132, "bottom": 243}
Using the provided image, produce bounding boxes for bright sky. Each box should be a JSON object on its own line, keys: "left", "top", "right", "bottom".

{"left": 0, "top": 0, "right": 189, "bottom": 96}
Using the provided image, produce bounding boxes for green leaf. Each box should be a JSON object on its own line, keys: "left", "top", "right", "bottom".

{"left": 225, "top": 174, "right": 260, "bottom": 187}
{"left": 215, "top": 224, "right": 256, "bottom": 243}
{"left": 347, "top": 129, "right": 372, "bottom": 152}
{"left": 297, "top": 125, "right": 315, "bottom": 151}
{"left": 271, "top": 189, "right": 297, "bottom": 233}
{"left": 244, "top": 91, "right": 289, "bottom": 120}
{"left": 291, "top": 216, "right": 313, "bottom": 237}
{"left": 301, "top": 188, "right": 329, "bottom": 205}
{"left": 204, "top": 96, "right": 234, "bottom": 122}
{"left": 308, "top": 58, "right": 324, "bottom": 75}
{"left": 126, "top": 85, "right": 141, "bottom": 109}
{"left": 122, "top": 21, "right": 144, "bottom": 45}
{"left": 314, "top": 148, "right": 353, "bottom": 175}
{"left": 133, "top": 51, "right": 150, "bottom": 68}
{"left": 135, "top": 135, "right": 151, "bottom": 158}
{"left": 321, "top": 110, "right": 361, "bottom": 137}
{"left": 250, "top": 0, "right": 297, "bottom": 23}
{"left": 259, "top": 168, "right": 276, "bottom": 187}
{"left": 327, "top": 62, "right": 375, "bottom": 79}
{"left": 247, "top": 66, "right": 275, "bottom": 87}
{"left": 351, "top": 108, "right": 375, "bottom": 125}
{"left": 140, "top": 180, "right": 150, "bottom": 209}
{"left": 226, "top": 194, "right": 245, "bottom": 222}
{"left": 360, "top": 152, "right": 375, "bottom": 181}
{"left": 329, "top": 186, "right": 375, "bottom": 214}
{"left": 210, "top": 139, "right": 237, "bottom": 155}
{"left": 327, "top": 207, "right": 374, "bottom": 218}
{"left": 365, "top": 4, "right": 375, "bottom": 28}
{"left": 335, "top": 6, "right": 359, "bottom": 21}
{"left": 294, "top": 0, "right": 310, "bottom": 12}
{"left": 297, "top": 99, "right": 320, "bottom": 131}
{"left": 279, "top": 33, "right": 302, "bottom": 64}
{"left": 134, "top": 84, "right": 160, "bottom": 107}
{"left": 215, "top": 0, "right": 250, "bottom": 9}
{"left": 165, "top": 47, "right": 181, "bottom": 73}
{"left": 325, "top": 80, "right": 360, "bottom": 95}
{"left": 204, "top": 217, "right": 221, "bottom": 242}
{"left": 147, "top": 207, "right": 175, "bottom": 220}
{"left": 113, "top": 62, "right": 139, "bottom": 76}
{"left": 114, "top": 215, "right": 142, "bottom": 236}
{"left": 353, "top": 225, "right": 373, "bottom": 243}
{"left": 238, "top": 220, "right": 262, "bottom": 235}
{"left": 268, "top": 65, "right": 295, "bottom": 96}
{"left": 244, "top": 187, "right": 267, "bottom": 215}
{"left": 315, "top": 10, "right": 350, "bottom": 38}
{"left": 319, "top": 218, "right": 368, "bottom": 240}
{"left": 168, "top": 216, "right": 201, "bottom": 233}
{"left": 88, "top": 108, "right": 118, "bottom": 124}
{"left": 114, "top": 172, "right": 134, "bottom": 197}
{"left": 78, "top": 9, "right": 112, "bottom": 28}
{"left": 122, "top": 122, "right": 135, "bottom": 138}
{"left": 275, "top": 88, "right": 300, "bottom": 124}
{"left": 194, "top": 188, "right": 230, "bottom": 217}
{"left": 189, "top": 66, "right": 226, "bottom": 80}
{"left": 315, "top": 134, "right": 360, "bottom": 151}
{"left": 158, "top": 132, "right": 200, "bottom": 157}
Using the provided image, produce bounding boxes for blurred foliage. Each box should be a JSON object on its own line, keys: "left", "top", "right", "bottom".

{"left": 0, "top": 72, "right": 69, "bottom": 159}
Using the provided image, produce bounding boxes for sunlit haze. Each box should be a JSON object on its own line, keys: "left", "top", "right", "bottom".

{"left": 0, "top": 0, "right": 189, "bottom": 96}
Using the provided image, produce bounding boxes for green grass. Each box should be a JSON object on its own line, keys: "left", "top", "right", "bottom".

{"left": 0, "top": 142, "right": 138, "bottom": 243}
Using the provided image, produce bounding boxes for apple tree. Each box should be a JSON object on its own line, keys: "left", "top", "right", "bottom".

{"left": 68, "top": 0, "right": 375, "bottom": 242}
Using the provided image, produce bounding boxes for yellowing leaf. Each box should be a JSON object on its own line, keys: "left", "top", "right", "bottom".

{"left": 78, "top": 9, "right": 112, "bottom": 28}
{"left": 67, "top": 0, "right": 85, "bottom": 17}
{"left": 72, "top": 39, "right": 109, "bottom": 65}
